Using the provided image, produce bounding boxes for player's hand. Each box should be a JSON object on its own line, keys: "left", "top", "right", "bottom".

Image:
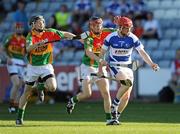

{"left": 97, "top": 70, "right": 104, "bottom": 77}
{"left": 66, "top": 33, "right": 76, "bottom": 39}
{"left": 151, "top": 63, "right": 160, "bottom": 72}
{"left": 99, "top": 59, "right": 107, "bottom": 66}
{"left": 38, "top": 39, "right": 48, "bottom": 46}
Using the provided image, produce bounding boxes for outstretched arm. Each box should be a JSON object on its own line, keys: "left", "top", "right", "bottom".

{"left": 61, "top": 31, "right": 76, "bottom": 39}
{"left": 137, "top": 48, "right": 159, "bottom": 71}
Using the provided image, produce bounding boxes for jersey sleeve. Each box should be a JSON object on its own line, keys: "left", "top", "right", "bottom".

{"left": 47, "top": 28, "right": 65, "bottom": 40}
{"left": 3, "top": 35, "right": 12, "bottom": 56}
{"left": 84, "top": 37, "right": 93, "bottom": 50}
{"left": 131, "top": 33, "right": 144, "bottom": 51}
{"left": 3, "top": 35, "right": 11, "bottom": 49}
{"left": 26, "top": 33, "right": 33, "bottom": 49}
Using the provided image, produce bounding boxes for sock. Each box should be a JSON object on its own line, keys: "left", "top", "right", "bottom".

{"left": 117, "top": 112, "right": 121, "bottom": 120}
{"left": 106, "top": 113, "right": 112, "bottom": 120}
{"left": 17, "top": 108, "right": 25, "bottom": 120}
{"left": 37, "top": 83, "right": 45, "bottom": 91}
{"left": 112, "top": 98, "right": 120, "bottom": 106}
{"left": 117, "top": 112, "right": 121, "bottom": 116}
{"left": 72, "top": 96, "right": 78, "bottom": 103}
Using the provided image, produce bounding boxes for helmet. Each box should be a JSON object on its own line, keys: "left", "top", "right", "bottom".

{"left": 89, "top": 16, "right": 103, "bottom": 26}
{"left": 14, "top": 22, "right": 24, "bottom": 33}
{"left": 114, "top": 16, "right": 133, "bottom": 28}
{"left": 29, "top": 15, "right": 45, "bottom": 26}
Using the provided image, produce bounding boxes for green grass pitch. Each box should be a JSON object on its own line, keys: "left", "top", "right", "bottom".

{"left": 0, "top": 102, "right": 180, "bottom": 134}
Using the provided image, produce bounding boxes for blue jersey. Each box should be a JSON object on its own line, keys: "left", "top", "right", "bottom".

{"left": 102, "top": 31, "right": 144, "bottom": 65}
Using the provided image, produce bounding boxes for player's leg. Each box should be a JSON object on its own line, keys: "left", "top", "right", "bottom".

{"left": 41, "top": 64, "right": 56, "bottom": 92}
{"left": 8, "top": 74, "right": 22, "bottom": 113}
{"left": 37, "top": 78, "right": 45, "bottom": 102}
{"left": 34, "top": 64, "right": 56, "bottom": 103}
{"left": 67, "top": 79, "right": 92, "bottom": 114}
{"left": 77, "top": 79, "right": 92, "bottom": 100}
{"left": 16, "top": 83, "right": 34, "bottom": 125}
{"left": 67, "top": 64, "right": 92, "bottom": 114}
{"left": 96, "top": 78, "right": 113, "bottom": 123}
{"left": 16, "top": 64, "right": 39, "bottom": 125}
{"left": 13, "top": 66, "right": 26, "bottom": 112}
{"left": 32, "top": 77, "right": 46, "bottom": 102}
{"left": 96, "top": 78, "right": 120, "bottom": 125}
{"left": 115, "top": 87, "right": 132, "bottom": 121}
{"left": 7, "top": 63, "right": 22, "bottom": 113}
{"left": 32, "top": 75, "right": 55, "bottom": 104}
{"left": 44, "top": 75, "right": 57, "bottom": 92}
{"left": 110, "top": 67, "right": 134, "bottom": 122}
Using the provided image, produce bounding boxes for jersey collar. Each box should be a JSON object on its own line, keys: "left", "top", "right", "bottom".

{"left": 90, "top": 31, "right": 102, "bottom": 39}
{"left": 31, "top": 30, "right": 44, "bottom": 38}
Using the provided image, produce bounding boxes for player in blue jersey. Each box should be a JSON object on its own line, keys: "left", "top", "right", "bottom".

{"left": 98, "top": 16, "right": 159, "bottom": 124}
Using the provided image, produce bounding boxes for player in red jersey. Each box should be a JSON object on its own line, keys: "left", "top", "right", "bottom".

{"left": 66, "top": 16, "right": 119, "bottom": 125}
{"left": 15, "top": 15, "right": 76, "bottom": 126}
{"left": 3, "top": 23, "right": 26, "bottom": 113}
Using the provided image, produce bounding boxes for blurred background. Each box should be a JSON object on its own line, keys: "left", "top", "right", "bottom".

{"left": 0, "top": 0, "right": 179, "bottom": 104}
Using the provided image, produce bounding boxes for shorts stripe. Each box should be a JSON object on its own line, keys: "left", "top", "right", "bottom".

{"left": 9, "top": 73, "right": 18, "bottom": 76}
{"left": 109, "top": 66, "right": 118, "bottom": 76}
{"left": 42, "top": 74, "right": 54, "bottom": 82}
{"left": 25, "top": 81, "right": 35, "bottom": 86}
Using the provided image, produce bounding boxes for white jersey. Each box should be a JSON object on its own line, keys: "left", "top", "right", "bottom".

{"left": 102, "top": 31, "right": 144, "bottom": 65}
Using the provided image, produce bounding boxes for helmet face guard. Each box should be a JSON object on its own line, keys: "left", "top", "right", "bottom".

{"left": 29, "top": 15, "right": 45, "bottom": 32}
{"left": 15, "top": 22, "right": 24, "bottom": 34}
{"left": 89, "top": 16, "right": 103, "bottom": 26}
{"left": 89, "top": 16, "right": 103, "bottom": 34}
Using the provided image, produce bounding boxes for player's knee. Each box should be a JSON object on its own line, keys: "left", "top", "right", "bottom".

{"left": 84, "top": 91, "right": 92, "bottom": 98}
{"left": 47, "top": 84, "right": 57, "bottom": 92}
{"left": 120, "top": 79, "right": 132, "bottom": 87}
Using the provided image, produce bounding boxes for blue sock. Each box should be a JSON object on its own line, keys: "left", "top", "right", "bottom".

{"left": 112, "top": 98, "right": 120, "bottom": 106}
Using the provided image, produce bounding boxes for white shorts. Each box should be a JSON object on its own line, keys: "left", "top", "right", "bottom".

{"left": 109, "top": 66, "right": 134, "bottom": 82}
{"left": 80, "top": 64, "right": 107, "bottom": 80}
{"left": 25, "top": 64, "right": 54, "bottom": 83}
{"left": 7, "top": 58, "right": 26, "bottom": 79}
